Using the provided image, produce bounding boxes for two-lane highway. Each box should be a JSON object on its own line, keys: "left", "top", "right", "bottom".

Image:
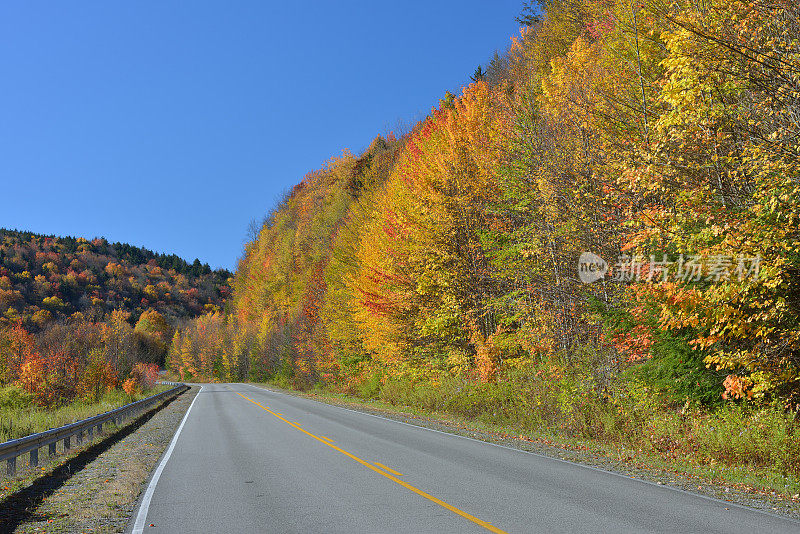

{"left": 129, "top": 384, "right": 800, "bottom": 533}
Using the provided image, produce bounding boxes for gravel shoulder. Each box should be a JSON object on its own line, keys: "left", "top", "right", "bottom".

{"left": 0, "top": 386, "right": 198, "bottom": 534}
{"left": 251, "top": 383, "right": 800, "bottom": 522}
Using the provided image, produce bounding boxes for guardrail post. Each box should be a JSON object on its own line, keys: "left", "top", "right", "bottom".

{"left": 49, "top": 442, "right": 57, "bottom": 456}
{"left": 30, "top": 448, "right": 38, "bottom": 467}
{"left": 7, "top": 457, "right": 15, "bottom": 476}
{"left": 97, "top": 422, "right": 103, "bottom": 435}
{"left": 76, "top": 429, "right": 82, "bottom": 446}
{"left": 88, "top": 426, "right": 93, "bottom": 439}
{"left": 63, "top": 436, "right": 70, "bottom": 450}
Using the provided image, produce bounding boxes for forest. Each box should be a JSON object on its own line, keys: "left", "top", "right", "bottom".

{"left": 170, "top": 0, "right": 799, "bottom": 481}
{"left": 0, "top": 228, "right": 230, "bottom": 328}
{"left": 0, "top": 228, "right": 230, "bottom": 421}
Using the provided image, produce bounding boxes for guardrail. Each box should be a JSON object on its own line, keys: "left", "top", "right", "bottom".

{"left": 0, "top": 383, "right": 189, "bottom": 476}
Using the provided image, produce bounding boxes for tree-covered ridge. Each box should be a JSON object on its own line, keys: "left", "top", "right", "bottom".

{"left": 0, "top": 228, "right": 231, "bottom": 330}
{"left": 170, "top": 136, "right": 403, "bottom": 381}
{"left": 0, "top": 229, "right": 231, "bottom": 409}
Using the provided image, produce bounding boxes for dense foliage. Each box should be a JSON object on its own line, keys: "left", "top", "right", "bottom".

{"left": 0, "top": 228, "right": 231, "bottom": 329}
{"left": 0, "top": 229, "right": 231, "bottom": 408}
{"left": 173, "top": 0, "right": 799, "bottom": 442}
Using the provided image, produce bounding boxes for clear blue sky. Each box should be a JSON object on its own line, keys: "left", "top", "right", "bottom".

{"left": 0, "top": 1, "right": 524, "bottom": 271}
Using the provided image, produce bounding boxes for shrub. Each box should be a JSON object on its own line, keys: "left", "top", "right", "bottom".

{"left": 355, "top": 372, "right": 382, "bottom": 399}
{"left": 77, "top": 349, "right": 117, "bottom": 401}
{"left": 17, "top": 351, "right": 82, "bottom": 406}
{"left": 122, "top": 362, "right": 159, "bottom": 396}
{"left": 694, "top": 404, "right": 800, "bottom": 474}
{"left": 0, "top": 385, "right": 33, "bottom": 409}
{"left": 626, "top": 332, "right": 726, "bottom": 407}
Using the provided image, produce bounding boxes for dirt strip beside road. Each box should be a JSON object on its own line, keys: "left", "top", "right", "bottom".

{"left": 0, "top": 387, "right": 198, "bottom": 534}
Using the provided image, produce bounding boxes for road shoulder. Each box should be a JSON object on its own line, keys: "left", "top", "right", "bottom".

{"left": 2, "top": 386, "right": 199, "bottom": 534}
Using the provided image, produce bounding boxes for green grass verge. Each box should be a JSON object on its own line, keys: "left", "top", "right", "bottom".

{"left": 0, "top": 385, "right": 171, "bottom": 443}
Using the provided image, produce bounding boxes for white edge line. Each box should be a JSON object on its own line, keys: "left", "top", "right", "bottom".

{"left": 131, "top": 386, "right": 202, "bottom": 534}
{"left": 244, "top": 383, "right": 800, "bottom": 525}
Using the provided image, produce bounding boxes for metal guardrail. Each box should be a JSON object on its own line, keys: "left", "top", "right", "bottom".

{"left": 0, "top": 383, "right": 189, "bottom": 476}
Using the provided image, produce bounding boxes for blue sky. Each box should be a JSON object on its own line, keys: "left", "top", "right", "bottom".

{"left": 0, "top": 1, "right": 524, "bottom": 271}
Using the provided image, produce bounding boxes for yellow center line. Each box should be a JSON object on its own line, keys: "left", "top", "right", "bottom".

{"left": 234, "top": 391, "right": 507, "bottom": 534}
{"left": 374, "top": 462, "right": 403, "bottom": 477}
{"left": 320, "top": 436, "right": 335, "bottom": 443}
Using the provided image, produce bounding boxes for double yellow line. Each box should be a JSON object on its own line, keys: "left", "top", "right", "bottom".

{"left": 233, "top": 390, "right": 508, "bottom": 534}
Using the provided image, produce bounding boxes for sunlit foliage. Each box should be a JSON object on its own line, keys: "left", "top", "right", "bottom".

{"left": 175, "top": 0, "right": 799, "bottom": 412}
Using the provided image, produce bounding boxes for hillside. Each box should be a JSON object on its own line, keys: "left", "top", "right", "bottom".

{"left": 0, "top": 228, "right": 231, "bottom": 330}
{"left": 174, "top": 0, "right": 800, "bottom": 402}
{"left": 0, "top": 229, "right": 231, "bottom": 408}
{"left": 169, "top": 0, "right": 800, "bottom": 487}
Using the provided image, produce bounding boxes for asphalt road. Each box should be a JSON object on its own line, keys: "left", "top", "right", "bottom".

{"left": 128, "top": 383, "right": 800, "bottom": 533}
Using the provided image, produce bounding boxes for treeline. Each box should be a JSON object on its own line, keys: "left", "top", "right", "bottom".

{"left": 0, "top": 229, "right": 219, "bottom": 277}
{"left": 173, "top": 0, "right": 799, "bottom": 417}
{"left": 0, "top": 228, "right": 231, "bottom": 330}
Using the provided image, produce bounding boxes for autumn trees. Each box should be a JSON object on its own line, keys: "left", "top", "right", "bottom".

{"left": 349, "top": 83, "right": 512, "bottom": 380}
{"left": 0, "top": 229, "right": 229, "bottom": 406}
{"left": 639, "top": 0, "right": 800, "bottom": 405}
{"left": 0, "top": 312, "right": 165, "bottom": 406}
{"left": 0, "top": 229, "right": 231, "bottom": 329}
{"left": 172, "top": 0, "right": 799, "bottom": 412}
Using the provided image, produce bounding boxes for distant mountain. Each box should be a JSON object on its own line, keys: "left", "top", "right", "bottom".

{"left": 0, "top": 228, "right": 231, "bottom": 329}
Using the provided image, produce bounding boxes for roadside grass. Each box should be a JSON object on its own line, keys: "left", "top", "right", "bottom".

{"left": 0, "top": 385, "right": 171, "bottom": 443}
{"left": 250, "top": 375, "right": 800, "bottom": 501}
{"left": 1, "top": 387, "right": 197, "bottom": 533}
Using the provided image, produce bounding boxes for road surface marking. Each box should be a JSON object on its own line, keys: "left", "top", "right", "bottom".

{"left": 234, "top": 390, "right": 507, "bottom": 534}
{"left": 132, "top": 386, "right": 202, "bottom": 534}
{"left": 374, "top": 462, "right": 403, "bottom": 476}
{"left": 245, "top": 383, "right": 800, "bottom": 528}
{"left": 320, "top": 436, "right": 335, "bottom": 443}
